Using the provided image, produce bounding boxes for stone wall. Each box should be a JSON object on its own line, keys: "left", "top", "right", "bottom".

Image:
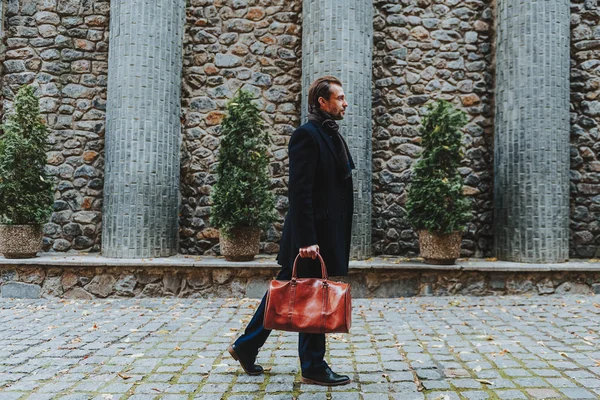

{"left": 371, "top": 0, "right": 495, "bottom": 258}
{"left": 570, "top": 0, "right": 600, "bottom": 259}
{"left": 179, "top": 0, "right": 303, "bottom": 255}
{"left": 2, "top": 0, "right": 109, "bottom": 253}
{"left": 1, "top": 0, "right": 599, "bottom": 259}
{"left": 2, "top": 264, "right": 599, "bottom": 299}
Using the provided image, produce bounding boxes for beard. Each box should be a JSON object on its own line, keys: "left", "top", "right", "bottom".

{"left": 332, "top": 109, "right": 345, "bottom": 120}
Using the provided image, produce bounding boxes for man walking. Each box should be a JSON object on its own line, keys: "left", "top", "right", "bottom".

{"left": 227, "top": 76, "right": 355, "bottom": 386}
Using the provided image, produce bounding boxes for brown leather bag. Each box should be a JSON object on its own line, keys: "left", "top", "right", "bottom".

{"left": 263, "top": 253, "right": 352, "bottom": 334}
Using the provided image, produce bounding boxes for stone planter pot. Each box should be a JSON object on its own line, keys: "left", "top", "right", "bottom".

{"left": 219, "top": 227, "right": 260, "bottom": 262}
{"left": 418, "top": 230, "right": 462, "bottom": 265}
{"left": 0, "top": 224, "right": 43, "bottom": 259}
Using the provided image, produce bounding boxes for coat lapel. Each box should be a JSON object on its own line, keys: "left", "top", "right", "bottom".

{"left": 309, "top": 120, "right": 343, "bottom": 166}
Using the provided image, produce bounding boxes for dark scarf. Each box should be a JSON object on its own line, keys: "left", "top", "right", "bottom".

{"left": 307, "top": 109, "right": 355, "bottom": 180}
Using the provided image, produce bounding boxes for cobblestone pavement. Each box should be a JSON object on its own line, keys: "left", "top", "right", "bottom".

{"left": 2, "top": 296, "right": 600, "bottom": 400}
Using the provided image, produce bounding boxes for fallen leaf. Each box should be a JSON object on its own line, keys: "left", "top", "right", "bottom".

{"left": 117, "top": 372, "right": 131, "bottom": 380}
{"left": 476, "top": 379, "right": 493, "bottom": 385}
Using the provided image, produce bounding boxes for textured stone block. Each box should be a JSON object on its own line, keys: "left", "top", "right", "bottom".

{"left": 494, "top": 0, "right": 570, "bottom": 262}
{"left": 301, "top": 0, "right": 373, "bottom": 259}
{"left": 1, "top": 282, "right": 41, "bottom": 299}
{"left": 103, "top": 0, "right": 185, "bottom": 258}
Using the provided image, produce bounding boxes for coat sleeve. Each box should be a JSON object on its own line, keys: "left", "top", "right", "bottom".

{"left": 288, "top": 127, "right": 318, "bottom": 248}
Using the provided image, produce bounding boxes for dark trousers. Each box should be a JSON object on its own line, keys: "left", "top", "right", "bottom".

{"left": 233, "top": 266, "right": 328, "bottom": 374}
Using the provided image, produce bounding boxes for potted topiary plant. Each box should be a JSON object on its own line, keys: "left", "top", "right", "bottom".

{"left": 406, "top": 99, "right": 471, "bottom": 265}
{"left": 209, "top": 90, "right": 277, "bottom": 261}
{"left": 0, "top": 85, "right": 54, "bottom": 258}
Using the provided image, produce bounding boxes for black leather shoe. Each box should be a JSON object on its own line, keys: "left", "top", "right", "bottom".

{"left": 227, "top": 344, "right": 263, "bottom": 376}
{"left": 301, "top": 367, "right": 351, "bottom": 386}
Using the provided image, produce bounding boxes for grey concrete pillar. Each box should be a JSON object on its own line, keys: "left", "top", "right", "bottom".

{"left": 301, "top": 0, "right": 373, "bottom": 260}
{"left": 494, "top": 0, "right": 570, "bottom": 262}
{"left": 102, "top": 0, "right": 185, "bottom": 258}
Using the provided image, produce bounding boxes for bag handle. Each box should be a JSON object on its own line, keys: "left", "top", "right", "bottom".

{"left": 291, "top": 252, "right": 328, "bottom": 281}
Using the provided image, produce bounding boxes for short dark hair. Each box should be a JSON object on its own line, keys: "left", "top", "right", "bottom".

{"left": 308, "top": 76, "right": 342, "bottom": 113}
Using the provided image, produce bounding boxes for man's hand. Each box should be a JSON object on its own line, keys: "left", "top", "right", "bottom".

{"left": 299, "top": 244, "right": 319, "bottom": 259}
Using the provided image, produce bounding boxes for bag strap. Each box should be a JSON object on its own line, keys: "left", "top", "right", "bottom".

{"left": 291, "top": 253, "right": 328, "bottom": 281}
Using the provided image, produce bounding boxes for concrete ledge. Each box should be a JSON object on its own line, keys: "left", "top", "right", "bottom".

{"left": 1, "top": 253, "right": 600, "bottom": 299}
{"left": 1, "top": 253, "right": 600, "bottom": 271}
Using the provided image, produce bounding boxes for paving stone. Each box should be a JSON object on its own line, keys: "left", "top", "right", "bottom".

{"left": 502, "top": 368, "right": 532, "bottom": 377}
{"left": 360, "top": 394, "right": 390, "bottom": 400}
{"left": 101, "top": 382, "right": 134, "bottom": 393}
{"left": 0, "top": 394, "right": 27, "bottom": 400}
{"left": 531, "top": 369, "right": 561, "bottom": 377}
{"left": 493, "top": 390, "right": 527, "bottom": 399}
{"left": 164, "top": 383, "right": 198, "bottom": 393}
{"left": 390, "top": 393, "right": 425, "bottom": 400}
{"left": 558, "top": 387, "right": 597, "bottom": 399}
{"left": 327, "top": 393, "right": 360, "bottom": 400}
{"left": 525, "top": 388, "right": 562, "bottom": 399}
{"left": 382, "top": 367, "right": 411, "bottom": 380}
{"left": 421, "top": 380, "right": 450, "bottom": 390}
{"left": 512, "top": 377, "right": 549, "bottom": 387}
{"left": 161, "top": 395, "right": 192, "bottom": 400}
{"left": 360, "top": 383, "right": 390, "bottom": 392}
{"left": 573, "top": 378, "right": 600, "bottom": 388}
{"left": 58, "top": 395, "right": 94, "bottom": 400}
{"left": 450, "top": 379, "right": 482, "bottom": 389}
{"left": 461, "top": 391, "right": 489, "bottom": 400}
{"left": 425, "top": 393, "right": 460, "bottom": 400}
{"left": 134, "top": 383, "right": 171, "bottom": 394}
{"left": 230, "top": 383, "right": 261, "bottom": 392}
{"left": 36, "top": 381, "right": 76, "bottom": 392}
{"left": 298, "top": 394, "right": 326, "bottom": 400}
{"left": 544, "top": 377, "right": 578, "bottom": 388}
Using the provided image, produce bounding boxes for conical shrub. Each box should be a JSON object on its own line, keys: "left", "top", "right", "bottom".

{"left": 0, "top": 85, "right": 54, "bottom": 225}
{"left": 406, "top": 99, "right": 471, "bottom": 234}
{"left": 209, "top": 90, "right": 277, "bottom": 237}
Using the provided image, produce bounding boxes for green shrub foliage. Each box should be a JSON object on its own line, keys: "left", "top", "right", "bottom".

{"left": 406, "top": 99, "right": 471, "bottom": 234}
{"left": 209, "top": 90, "right": 277, "bottom": 237}
{"left": 0, "top": 85, "right": 54, "bottom": 225}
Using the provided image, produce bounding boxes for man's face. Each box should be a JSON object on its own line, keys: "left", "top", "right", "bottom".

{"left": 318, "top": 84, "right": 348, "bottom": 120}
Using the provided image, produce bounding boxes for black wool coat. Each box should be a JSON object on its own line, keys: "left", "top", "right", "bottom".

{"left": 276, "top": 120, "right": 354, "bottom": 278}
